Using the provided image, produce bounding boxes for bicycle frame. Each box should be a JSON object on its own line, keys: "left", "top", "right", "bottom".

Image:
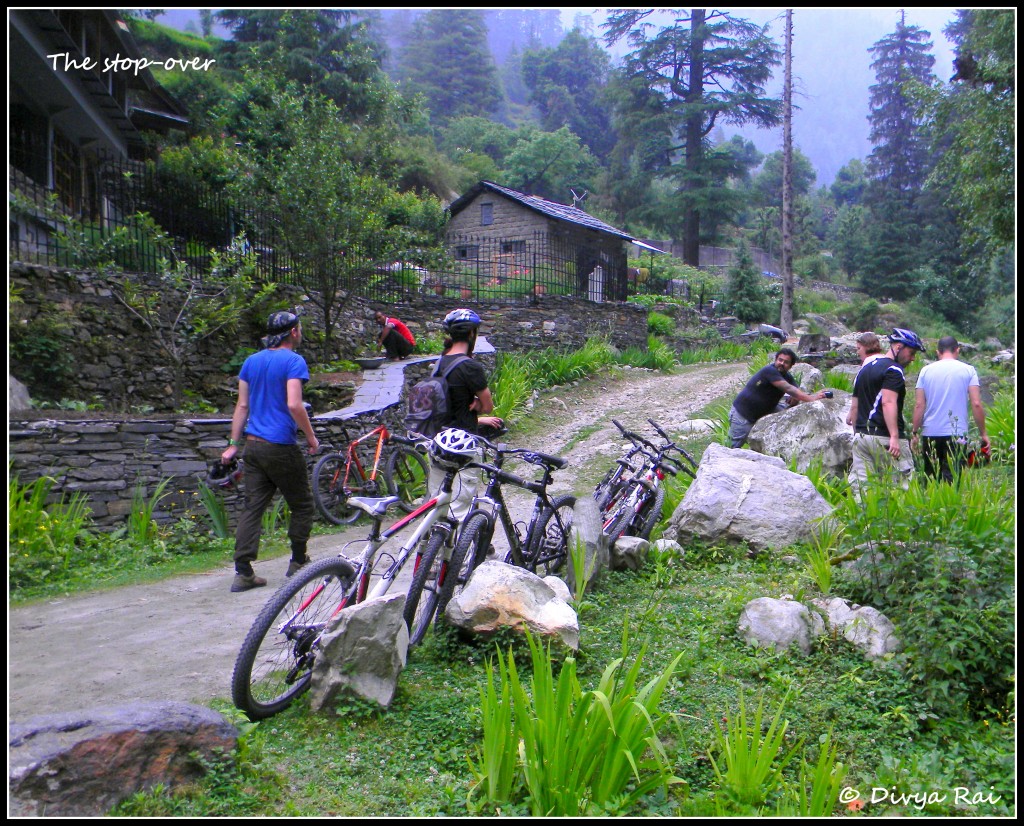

{"left": 290, "top": 466, "right": 458, "bottom": 626}
{"left": 465, "top": 451, "right": 566, "bottom": 569}
{"left": 335, "top": 424, "right": 392, "bottom": 493}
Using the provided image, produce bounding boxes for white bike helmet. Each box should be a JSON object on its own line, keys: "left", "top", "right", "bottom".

{"left": 429, "top": 428, "right": 479, "bottom": 470}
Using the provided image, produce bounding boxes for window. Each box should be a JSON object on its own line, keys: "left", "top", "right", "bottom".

{"left": 455, "top": 245, "right": 480, "bottom": 260}
{"left": 501, "top": 240, "right": 525, "bottom": 254}
{"left": 480, "top": 202, "right": 493, "bottom": 225}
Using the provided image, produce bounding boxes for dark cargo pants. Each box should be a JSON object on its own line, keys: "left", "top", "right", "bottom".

{"left": 233, "top": 439, "right": 314, "bottom": 575}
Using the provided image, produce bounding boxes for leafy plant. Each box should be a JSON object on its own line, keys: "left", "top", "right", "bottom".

{"left": 985, "top": 387, "right": 1015, "bottom": 465}
{"left": 647, "top": 311, "right": 676, "bottom": 336}
{"left": 196, "top": 481, "right": 232, "bottom": 539}
{"left": 471, "top": 632, "right": 684, "bottom": 816}
{"left": 125, "top": 477, "right": 174, "bottom": 544}
{"left": 9, "top": 473, "right": 93, "bottom": 589}
{"left": 779, "top": 729, "right": 847, "bottom": 816}
{"left": 709, "top": 689, "right": 804, "bottom": 808}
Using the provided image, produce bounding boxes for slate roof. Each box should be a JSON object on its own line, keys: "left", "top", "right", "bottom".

{"left": 448, "top": 181, "right": 637, "bottom": 243}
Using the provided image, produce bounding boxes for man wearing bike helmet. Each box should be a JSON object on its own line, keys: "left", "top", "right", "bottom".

{"left": 848, "top": 327, "right": 925, "bottom": 493}
{"left": 221, "top": 310, "right": 320, "bottom": 592}
{"left": 425, "top": 308, "right": 503, "bottom": 520}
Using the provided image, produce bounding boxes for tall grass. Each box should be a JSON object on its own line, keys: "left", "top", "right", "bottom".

{"left": 125, "top": 477, "right": 173, "bottom": 544}
{"left": 196, "top": 480, "right": 232, "bottom": 539}
{"left": 9, "top": 473, "right": 93, "bottom": 588}
{"left": 471, "top": 632, "right": 684, "bottom": 816}
{"left": 709, "top": 689, "right": 803, "bottom": 809}
{"left": 822, "top": 371, "right": 854, "bottom": 393}
{"left": 985, "top": 387, "right": 1015, "bottom": 465}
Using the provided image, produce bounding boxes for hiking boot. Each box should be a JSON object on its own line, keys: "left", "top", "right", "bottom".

{"left": 286, "top": 558, "right": 311, "bottom": 578}
{"left": 230, "top": 572, "right": 267, "bottom": 593}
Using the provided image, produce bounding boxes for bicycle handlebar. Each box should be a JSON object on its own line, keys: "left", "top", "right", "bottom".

{"left": 467, "top": 461, "right": 547, "bottom": 496}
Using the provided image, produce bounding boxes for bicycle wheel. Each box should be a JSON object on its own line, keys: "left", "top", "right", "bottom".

{"left": 526, "top": 494, "right": 576, "bottom": 576}
{"left": 403, "top": 529, "right": 447, "bottom": 647}
{"left": 312, "top": 453, "right": 360, "bottom": 525}
{"left": 637, "top": 484, "right": 666, "bottom": 540}
{"left": 605, "top": 490, "right": 642, "bottom": 541}
{"left": 434, "top": 513, "right": 490, "bottom": 625}
{"left": 231, "top": 556, "right": 356, "bottom": 720}
{"left": 385, "top": 445, "right": 429, "bottom": 513}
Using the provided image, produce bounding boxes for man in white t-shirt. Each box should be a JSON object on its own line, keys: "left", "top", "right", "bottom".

{"left": 911, "top": 336, "right": 990, "bottom": 482}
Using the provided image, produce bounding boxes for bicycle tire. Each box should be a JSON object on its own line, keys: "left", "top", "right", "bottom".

{"left": 637, "top": 484, "right": 666, "bottom": 540}
{"left": 385, "top": 444, "right": 429, "bottom": 513}
{"left": 231, "top": 556, "right": 356, "bottom": 720}
{"left": 434, "top": 513, "right": 490, "bottom": 625}
{"left": 526, "top": 494, "right": 576, "bottom": 576}
{"left": 605, "top": 488, "right": 643, "bottom": 541}
{"left": 403, "top": 528, "right": 447, "bottom": 647}
{"left": 311, "top": 453, "right": 360, "bottom": 525}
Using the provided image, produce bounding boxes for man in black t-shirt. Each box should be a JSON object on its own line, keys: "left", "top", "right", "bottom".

{"left": 426, "top": 309, "right": 503, "bottom": 520}
{"left": 729, "top": 348, "right": 828, "bottom": 447}
{"left": 848, "top": 327, "right": 925, "bottom": 493}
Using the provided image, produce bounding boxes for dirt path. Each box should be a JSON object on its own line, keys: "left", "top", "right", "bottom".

{"left": 8, "top": 362, "right": 747, "bottom": 722}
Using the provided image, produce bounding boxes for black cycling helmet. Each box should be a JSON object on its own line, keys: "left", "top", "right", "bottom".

{"left": 206, "top": 458, "right": 243, "bottom": 490}
{"left": 442, "top": 308, "right": 481, "bottom": 335}
{"left": 889, "top": 327, "right": 925, "bottom": 352}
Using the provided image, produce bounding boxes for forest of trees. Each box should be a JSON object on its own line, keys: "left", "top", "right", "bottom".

{"left": 133, "top": 8, "right": 1014, "bottom": 341}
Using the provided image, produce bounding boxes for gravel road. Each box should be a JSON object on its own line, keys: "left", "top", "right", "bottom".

{"left": 8, "top": 362, "right": 747, "bottom": 721}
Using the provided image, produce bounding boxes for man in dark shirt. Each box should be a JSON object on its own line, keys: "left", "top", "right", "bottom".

{"left": 848, "top": 327, "right": 925, "bottom": 493}
{"left": 729, "top": 348, "right": 828, "bottom": 447}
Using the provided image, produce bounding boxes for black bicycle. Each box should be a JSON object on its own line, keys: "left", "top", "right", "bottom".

{"left": 403, "top": 435, "right": 575, "bottom": 645}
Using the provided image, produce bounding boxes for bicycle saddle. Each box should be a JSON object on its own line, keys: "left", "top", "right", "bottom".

{"left": 346, "top": 495, "right": 401, "bottom": 518}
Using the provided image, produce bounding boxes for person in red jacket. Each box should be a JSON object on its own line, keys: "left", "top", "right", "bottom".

{"left": 373, "top": 310, "right": 416, "bottom": 360}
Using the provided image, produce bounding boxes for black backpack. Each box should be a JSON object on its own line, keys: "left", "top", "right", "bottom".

{"left": 404, "top": 355, "right": 470, "bottom": 438}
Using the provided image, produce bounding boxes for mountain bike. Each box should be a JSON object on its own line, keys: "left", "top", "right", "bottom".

{"left": 232, "top": 447, "right": 462, "bottom": 720}
{"left": 404, "top": 435, "right": 575, "bottom": 645}
{"left": 311, "top": 420, "right": 428, "bottom": 524}
{"left": 601, "top": 419, "right": 696, "bottom": 541}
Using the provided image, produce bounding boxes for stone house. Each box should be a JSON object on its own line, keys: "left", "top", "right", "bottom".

{"left": 445, "top": 181, "right": 664, "bottom": 302}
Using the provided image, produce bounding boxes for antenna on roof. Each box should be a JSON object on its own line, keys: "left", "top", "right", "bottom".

{"left": 570, "top": 188, "right": 588, "bottom": 210}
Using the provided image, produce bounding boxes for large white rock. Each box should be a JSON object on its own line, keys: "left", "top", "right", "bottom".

{"left": 310, "top": 593, "right": 409, "bottom": 712}
{"left": 811, "top": 597, "right": 901, "bottom": 659}
{"left": 737, "top": 597, "right": 825, "bottom": 655}
{"left": 748, "top": 398, "right": 854, "bottom": 476}
{"left": 445, "top": 561, "right": 579, "bottom": 650}
{"left": 668, "top": 443, "right": 833, "bottom": 552}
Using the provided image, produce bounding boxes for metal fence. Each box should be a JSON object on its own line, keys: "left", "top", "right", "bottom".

{"left": 11, "top": 153, "right": 628, "bottom": 302}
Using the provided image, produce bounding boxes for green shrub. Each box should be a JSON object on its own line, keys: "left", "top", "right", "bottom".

{"left": 647, "top": 311, "right": 676, "bottom": 336}
{"left": 831, "top": 473, "right": 1015, "bottom": 716}
{"left": 9, "top": 474, "right": 93, "bottom": 589}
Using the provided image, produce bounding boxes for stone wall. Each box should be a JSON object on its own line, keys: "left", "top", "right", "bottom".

{"left": 10, "top": 263, "right": 646, "bottom": 413}
{"left": 8, "top": 406, "right": 409, "bottom": 530}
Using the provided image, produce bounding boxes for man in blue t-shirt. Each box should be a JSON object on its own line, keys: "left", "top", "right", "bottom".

{"left": 220, "top": 311, "right": 320, "bottom": 592}
{"left": 729, "top": 348, "right": 827, "bottom": 447}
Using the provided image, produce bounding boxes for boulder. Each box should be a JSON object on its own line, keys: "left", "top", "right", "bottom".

{"left": 309, "top": 593, "right": 409, "bottom": 712}
{"left": 789, "top": 363, "right": 823, "bottom": 392}
{"left": 668, "top": 443, "right": 833, "bottom": 552}
{"left": 811, "top": 597, "right": 901, "bottom": 659}
{"left": 445, "top": 561, "right": 579, "bottom": 650}
{"left": 566, "top": 496, "right": 609, "bottom": 595}
{"left": 828, "top": 363, "right": 862, "bottom": 381}
{"left": 9, "top": 375, "right": 32, "bottom": 412}
{"left": 804, "top": 314, "right": 851, "bottom": 338}
{"left": 9, "top": 702, "right": 237, "bottom": 817}
{"left": 610, "top": 535, "right": 649, "bottom": 571}
{"left": 652, "top": 538, "right": 685, "bottom": 560}
{"left": 737, "top": 597, "right": 825, "bottom": 654}
{"left": 797, "top": 332, "right": 831, "bottom": 354}
{"left": 748, "top": 397, "right": 854, "bottom": 475}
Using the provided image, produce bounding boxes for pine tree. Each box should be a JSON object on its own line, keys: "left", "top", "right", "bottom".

{"left": 725, "top": 239, "right": 770, "bottom": 326}
{"left": 398, "top": 10, "right": 501, "bottom": 125}
{"left": 604, "top": 9, "right": 782, "bottom": 265}
{"left": 859, "top": 12, "right": 938, "bottom": 297}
